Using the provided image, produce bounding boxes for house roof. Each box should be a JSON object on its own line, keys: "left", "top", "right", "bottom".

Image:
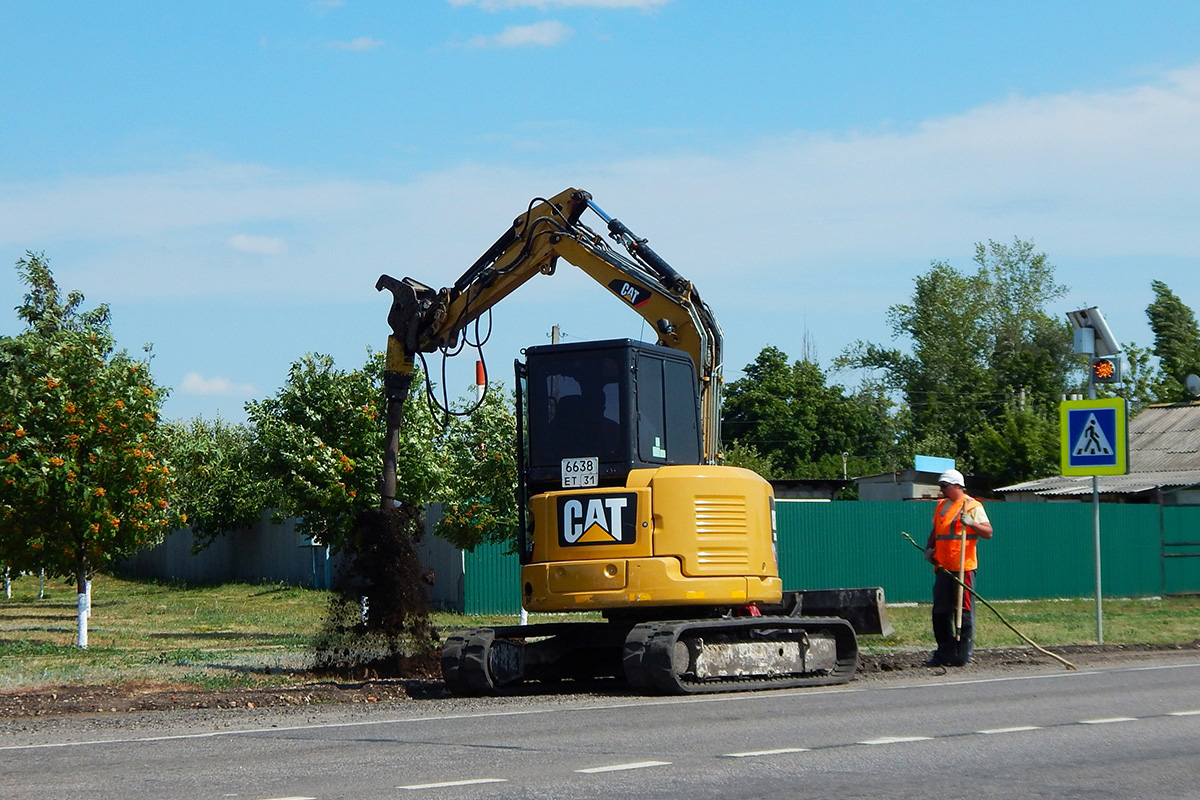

{"left": 1128, "top": 401, "right": 1200, "bottom": 472}
{"left": 998, "top": 470, "right": 1200, "bottom": 496}
{"left": 998, "top": 402, "right": 1200, "bottom": 496}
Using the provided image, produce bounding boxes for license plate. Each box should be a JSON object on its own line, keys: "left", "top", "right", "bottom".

{"left": 561, "top": 457, "right": 599, "bottom": 488}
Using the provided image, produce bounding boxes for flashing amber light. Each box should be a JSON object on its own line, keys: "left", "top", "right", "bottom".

{"left": 1091, "top": 357, "right": 1119, "bottom": 383}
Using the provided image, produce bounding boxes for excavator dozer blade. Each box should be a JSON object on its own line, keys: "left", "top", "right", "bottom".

{"left": 789, "top": 587, "right": 893, "bottom": 637}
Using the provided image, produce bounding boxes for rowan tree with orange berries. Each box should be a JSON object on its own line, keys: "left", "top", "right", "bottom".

{"left": 0, "top": 253, "right": 183, "bottom": 646}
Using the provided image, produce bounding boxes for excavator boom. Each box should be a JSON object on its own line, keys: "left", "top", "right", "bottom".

{"left": 376, "top": 188, "right": 724, "bottom": 464}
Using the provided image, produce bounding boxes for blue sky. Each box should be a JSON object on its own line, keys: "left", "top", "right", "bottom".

{"left": 3, "top": 0, "right": 1200, "bottom": 422}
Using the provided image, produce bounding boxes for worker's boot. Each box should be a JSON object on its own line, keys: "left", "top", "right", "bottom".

{"left": 953, "top": 623, "right": 974, "bottom": 666}
{"left": 928, "top": 612, "right": 957, "bottom": 666}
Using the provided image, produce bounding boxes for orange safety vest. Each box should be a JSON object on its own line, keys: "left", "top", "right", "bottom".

{"left": 932, "top": 495, "right": 984, "bottom": 572}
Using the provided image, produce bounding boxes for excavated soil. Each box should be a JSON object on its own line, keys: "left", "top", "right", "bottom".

{"left": 2, "top": 642, "right": 1196, "bottom": 719}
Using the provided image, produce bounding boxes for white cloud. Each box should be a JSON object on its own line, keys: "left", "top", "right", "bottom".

{"left": 327, "top": 36, "right": 383, "bottom": 51}
{"left": 228, "top": 233, "right": 287, "bottom": 256}
{"left": 451, "top": 0, "right": 671, "bottom": 9}
{"left": 6, "top": 61, "right": 1200, "bottom": 419}
{"left": 466, "top": 20, "right": 572, "bottom": 48}
{"left": 179, "top": 372, "right": 257, "bottom": 397}
{"left": 4, "top": 63, "right": 1199, "bottom": 319}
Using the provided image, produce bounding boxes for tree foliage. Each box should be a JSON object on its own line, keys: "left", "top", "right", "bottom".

{"left": 245, "top": 352, "right": 426, "bottom": 553}
{"left": 1145, "top": 280, "right": 1200, "bottom": 403}
{"left": 0, "top": 254, "right": 181, "bottom": 643}
{"left": 431, "top": 384, "right": 520, "bottom": 551}
{"left": 722, "top": 345, "right": 899, "bottom": 479}
{"left": 965, "top": 405, "right": 1060, "bottom": 487}
{"left": 721, "top": 440, "right": 780, "bottom": 480}
{"left": 238, "top": 351, "right": 518, "bottom": 553}
{"left": 1113, "top": 342, "right": 1159, "bottom": 414}
{"left": 839, "top": 239, "right": 1073, "bottom": 483}
{"left": 162, "top": 417, "right": 268, "bottom": 551}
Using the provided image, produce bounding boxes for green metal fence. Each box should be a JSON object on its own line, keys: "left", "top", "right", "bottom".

{"left": 1163, "top": 505, "right": 1200, "bottom": 595}
{"left": 775, "top": 501, "right": 1198, "bottom": 603}
{"left": 463, "top": 501, "right": 1200, "bottom": 613}
{"left": 463, "top": 540, "right": 523, "bottom": 614}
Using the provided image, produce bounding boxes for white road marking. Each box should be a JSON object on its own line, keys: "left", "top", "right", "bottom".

{"left": 858, "top": 736, "right": 933, "bottom": 745}
{"left": 576, "top": 760, "right": 672, "bottom": 773}
{"left": 978, "top": 726, "right": 1042, "bottom": 734}
{"left": 1079, "top": 717, "right": 1137, "bottom": 724}
{"left": 722, "top": 747, "right": 810, "bottom": 758}
{"left": 1169, "top": 710, "right": 1200, "bottom": 716}
{"left": 399, "top": 778, "right": 507, "bottom": 790}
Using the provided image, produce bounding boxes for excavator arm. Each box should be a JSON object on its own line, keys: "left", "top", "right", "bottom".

{"left": 375, "top": 188, "right": 724, "bottom": 507}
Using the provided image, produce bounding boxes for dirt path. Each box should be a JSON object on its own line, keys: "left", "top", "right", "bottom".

{"left": 2, "top": 642, "right": 1196, "bottom": 720}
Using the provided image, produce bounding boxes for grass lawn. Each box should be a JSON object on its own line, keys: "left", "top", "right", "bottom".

{"left": 870, "top": 596, "right": 1200, "bottom": 654}
{"left": 2, "top": 573, "right": 1198, "bottom": 691}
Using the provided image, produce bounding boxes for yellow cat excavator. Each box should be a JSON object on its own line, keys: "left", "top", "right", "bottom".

{"left": 376, "top": 188, "right": 889, "bottom": 695}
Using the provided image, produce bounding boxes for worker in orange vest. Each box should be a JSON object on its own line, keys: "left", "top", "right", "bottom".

{"left": 924, "top": 468, "right": 993, "bottom": 667}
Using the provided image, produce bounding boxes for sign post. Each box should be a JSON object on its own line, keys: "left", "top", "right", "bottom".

{"left": 1060, "top": 396, "right": 1129, "bottom": 645}
{"left": 1065, "top": 305, "right": 1128, "bottom": 646}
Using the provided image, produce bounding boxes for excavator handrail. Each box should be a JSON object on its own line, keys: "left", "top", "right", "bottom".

{"left": 375, "top": 188, "right": 724, "bottom": 465}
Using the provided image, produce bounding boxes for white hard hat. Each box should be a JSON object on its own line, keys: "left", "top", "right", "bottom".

{"left": 938, "top": 469, "right": 965, "bottom": 487}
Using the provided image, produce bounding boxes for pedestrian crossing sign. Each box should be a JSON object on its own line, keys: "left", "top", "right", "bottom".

{"left": 1060, "top": 398, "right": 1128, "bottom": 476}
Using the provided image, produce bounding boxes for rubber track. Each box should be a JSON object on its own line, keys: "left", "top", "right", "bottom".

{"left": 441, "top": 622, "right": 626, "bottom": 695}
{"left": 621, "top": 622, "right": 669, "bottom": 693}
{"left": 440, "top": 631, "right": 472, "bottom": 695}
{"left": 442, "top": 617, "right": 857, "bottom": 696}
{"left": 624, "top": 616, "right": 858, "bottom": 695}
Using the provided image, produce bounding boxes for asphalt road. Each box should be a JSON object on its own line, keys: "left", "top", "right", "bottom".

{"left": 3, "top": 655, "right": 1199, "bottom": 799}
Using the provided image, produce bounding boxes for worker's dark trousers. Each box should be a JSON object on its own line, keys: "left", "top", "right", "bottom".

{"left": 931, "top": 569, "right": 975, "bottom": 666}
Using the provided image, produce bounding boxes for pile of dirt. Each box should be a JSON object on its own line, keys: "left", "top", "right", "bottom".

{"left": 310, "top": 503, "right": 440, "bottom": 678}
{"left": 0, "top": 677, "right": 445, "bottom": 718}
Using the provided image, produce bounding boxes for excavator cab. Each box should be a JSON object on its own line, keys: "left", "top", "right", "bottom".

{"left": 516, "top": 339, "right": 704, "bottom": 567}
{"left": 519, "top": 339, "right": 702, "bottom": 497}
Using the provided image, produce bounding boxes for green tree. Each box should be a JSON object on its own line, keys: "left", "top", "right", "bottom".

{"left": 1114, "top": 343, "right": 1159, "bottom": 414}
{"left": 840, "top": 239, "right": 1073, "bottom": 482}
{"left": 192, "top": 349, "right": 522, "bottom": 556}
{"left": 1145, "top": 280, "right": 1200, "bottom": 403}
{"left": 245, "top": 351, "right": 445, "bottom": 553}
{"left": 723, "top": 346, "right": 898, "bottom": 479}
{"left": 162, "top": 417, "right": 268, "bottom": 551}
{"left": 0, "top": 253, "right": 182, "bottom": 646}
{"left": 432, "top": 383, "right": 520, "bottom": 550}
{"left": 966, "top": 405, "right": 1060, "bottom": 487}
{"left": 721, "top": 440, "right": 780, "bottom": 480}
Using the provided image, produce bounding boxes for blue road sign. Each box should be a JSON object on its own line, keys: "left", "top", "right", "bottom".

{"left": 1060, "top": 398, "right": 1128, "bottom": 476}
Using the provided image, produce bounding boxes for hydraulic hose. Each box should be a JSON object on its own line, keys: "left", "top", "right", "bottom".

{"left": 901, "top": 532, "right": 1076, "bottom": 671}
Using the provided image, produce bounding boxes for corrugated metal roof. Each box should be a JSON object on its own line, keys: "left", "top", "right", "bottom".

{"left": 1129, "top": 402, "right": 1200, "bottom": 472}
{"left": 999, "top": 470, "right": 1200, "bottom": 495}
{"left": 999, "top": 402, "right": 1200, "bottom": 496}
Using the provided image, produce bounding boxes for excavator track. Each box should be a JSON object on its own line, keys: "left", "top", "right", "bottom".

{"left": 440, "top": 615, "right": 857, "bottom": 696}
{"left": 440, "top": 622, "right": 631, "bottom": 695}
{"left": 622, "top": 616, "right": 858, "bottom": 695}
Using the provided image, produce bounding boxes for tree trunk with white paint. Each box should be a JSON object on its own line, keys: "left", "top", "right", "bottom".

{"left": 75, "top": 563, "right": 91, "bottom": 649}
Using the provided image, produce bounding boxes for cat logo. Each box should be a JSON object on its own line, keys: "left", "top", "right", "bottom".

{"left": 607, "top": 278, "right": 651, "bottom": 308}
{"left": 558, "top": 493, "right": 638, "bottom": 546}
